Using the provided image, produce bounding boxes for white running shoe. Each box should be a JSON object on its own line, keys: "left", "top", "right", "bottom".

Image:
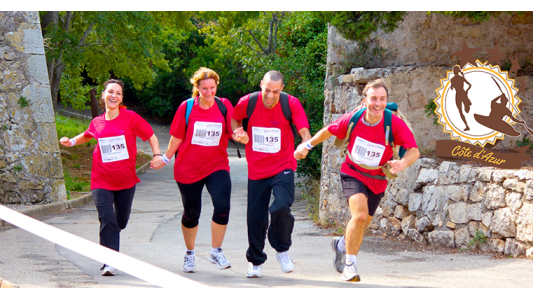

{"left": 275, "top": 251, "right": 294, "bottom": 273}
{"left": 341, "top": 262, "right": 360, "bottom": 282}
{"left": 100, "top": 264, "right": 116, "bottom": 276}
{"left": 183, "top": 251, "right": 196, "bottom": 273}
{"left": 246, "top": 263, "right": 262, "bottom": 278}
{"left": 208, "top": 248, "right": 231, "bottom": 270}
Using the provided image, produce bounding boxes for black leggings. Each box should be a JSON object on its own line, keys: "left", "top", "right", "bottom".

{"left": 177, "top": 170, "right": 231, "bottom": 228}
{"left": 91, "top": 186, "right": 136, "bottom": 252}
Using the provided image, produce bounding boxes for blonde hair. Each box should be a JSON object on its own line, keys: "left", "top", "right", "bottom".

{"left": 190, "top": 67, "right": 220, "bottom": 97}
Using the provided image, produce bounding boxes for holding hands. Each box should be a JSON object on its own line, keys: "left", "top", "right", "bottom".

{"left": 151, "top": 154, "right": 170, "bottom": 170}
{"left": 294, "top": 143, "right": 309, "bottom": 160}
{"left": 232, "top": 127, "right": 249, "bottom": 144}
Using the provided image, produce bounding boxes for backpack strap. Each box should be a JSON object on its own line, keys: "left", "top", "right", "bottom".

{"left": 179, "top": 97, "right": 242, "bottom": 159}
{"left": 244, "top": 91, "right": 295, "bottom": 136}
{"left": 279, "top": 92, "right": 298, "bottom": 136}
{"left": 214, "top": 97, "right": 226, "bottom": 119}
{"left": 242, "top": 92, "right": 260, "bottom": 132}
{"left": 185, "top": 98, "right": 194, "bottom": 126}
{"left": 176, "top": 98, "right": 195, "bottom": 158}
{"left": 344, "top": 107, "right": 399, "bottom": 180}
{"left": 334, "top": 107, "right": 365, "bottom": 158}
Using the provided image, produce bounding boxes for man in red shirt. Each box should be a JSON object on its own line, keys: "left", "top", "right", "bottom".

{"left": 232, "top": 70, "right": 311, "bottom": 278}
{"left": 294, "top": 78, "right": 419, "bottom": 282}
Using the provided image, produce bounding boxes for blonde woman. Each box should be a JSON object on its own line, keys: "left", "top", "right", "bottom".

{"left": 152, "top": 67, "right": 234, "bottom": 273}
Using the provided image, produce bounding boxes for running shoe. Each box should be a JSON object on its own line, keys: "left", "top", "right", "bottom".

{"left": 100, "top": 264, "right": 116, "bottom": 276}
{"left": 341, "top": 262, "right": 360, "bottom": 282}
{"left": 183, "top": 251, "right": 196, "bottom": 273}
{"left": 208, "top": 248, "right": 231, "bottom": 270}
{"left": 275, "top": 251, "right": 294, "bottom": 273}
{"left": 246, "top": 263, "right": 262, "bottom": 278}
{"left": 331, "top": 237, "right": 346, "bottom": 273}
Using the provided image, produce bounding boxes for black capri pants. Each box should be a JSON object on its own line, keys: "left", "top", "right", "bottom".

{"left": 177, "top": 169, "right": 231, "bottom": 228}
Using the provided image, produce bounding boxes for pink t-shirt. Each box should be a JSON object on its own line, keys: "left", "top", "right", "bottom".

{"left": 232, "top": 92, "right": 310, "bottom": 180}
{"left": 327, "top": 110, "right": 418, "bottom": 194}
{"left": 169, "top": 97, "right": 233, "bottom": 184}
{"left": 84, "top": 108, "right": 154, "bottom": 190}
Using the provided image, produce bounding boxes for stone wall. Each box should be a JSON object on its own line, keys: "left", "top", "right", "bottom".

{"left": 0, "top": 11, "right": 67, "bottom": 206}
{"left": 320, "top": 12, "right": 533, "bottom": 256}
{"left": 327, "top": 11, "right": 533, "bottom": 70}
{"left": 373, "top": 159, "right": 533, "bottom": 257}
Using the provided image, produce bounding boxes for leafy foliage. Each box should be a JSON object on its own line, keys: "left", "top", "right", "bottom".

{"left": 468, "top": 229, "right": 488, "bottom": 250}
{"left": 18, "top": 96, "right": 30, "bottom": 108}
{"left": 47, "top": 11, "right": 328, "bottom": 180}
{"left": 432, "top": 11, "right": 499, "bottom": 23}
{"left": 41, "top": 11, "right": 192, "bottom": 111}
{"left": 424, "top": 98, "right": 439, "bottom": 125}
{"left": 313, "top": 12, "right": 405, "bottom": 42}
{"left": 124, "top": 20, "right": 251, "bottom": 122}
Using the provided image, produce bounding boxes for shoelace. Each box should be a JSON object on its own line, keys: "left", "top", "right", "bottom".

{"left": 345, "top": 263, "right": 357, "bottom": 273}
{"left": 184, "top": 254, "right": 195, "bottom": 265}
{"left": 213, "top": 251, "right": 228, "bottom": 264}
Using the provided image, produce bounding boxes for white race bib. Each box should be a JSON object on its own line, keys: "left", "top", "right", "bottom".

{"left": 191, "top": 121, "right": 223, "bottom": 146}
{"left": 252, "top": 127, "right": 281, "bottom": 153}
{"left": 98, "top": 135, "right": 129, "bottom": 163}
{"left": 350, "top": 136, "right": 386, "bottom": 167}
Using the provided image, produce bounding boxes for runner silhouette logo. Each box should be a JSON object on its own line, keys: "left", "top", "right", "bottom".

{"left": 434, "top": 60, "right": 528, "bottom": 147}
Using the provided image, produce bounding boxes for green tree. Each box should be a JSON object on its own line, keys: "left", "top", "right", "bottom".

{"left": 40, "top": 11, "right": 192, "bottom": 112}
{"left": 199, "top": 11, "right": 328, "bottom": 180}
{"left": 123, "top": 18, "right": 251, "bottom": 123}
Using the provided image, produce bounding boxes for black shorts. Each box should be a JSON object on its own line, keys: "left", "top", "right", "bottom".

{"left": 340, "top": 172, "right": 384, "bottom": 217}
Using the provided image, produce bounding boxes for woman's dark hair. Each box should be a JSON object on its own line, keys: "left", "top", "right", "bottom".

{"left": 98, "top": 79, "right": 125, "bottom": 109}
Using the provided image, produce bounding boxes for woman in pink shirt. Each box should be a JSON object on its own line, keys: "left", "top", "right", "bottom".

{"left": 59, "top": 79, "right": 161, "bottom": 276}
{"left": 152, "top": 67, "right": 234, "bottom": 273}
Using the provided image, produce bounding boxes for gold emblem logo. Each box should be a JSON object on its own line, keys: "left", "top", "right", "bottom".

{"left": 434, "top": 60, "right": 527, "bottom": 147}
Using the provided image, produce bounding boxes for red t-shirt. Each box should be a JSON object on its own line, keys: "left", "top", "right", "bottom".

{"left": 169, "top": 97, "right": 233, "bottom": 184}
{"left": 84, "top": 108, "right": 154, "bottom": 191}
{"left": 233, "top": 92, "right": 310, "bottom": 180}
{"left": 327, "top": 110, "right": 418, "bottom": 194}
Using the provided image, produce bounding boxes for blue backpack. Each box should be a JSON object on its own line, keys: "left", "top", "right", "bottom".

{"left": 333, "top": 102, "right": 409, "bottom": 180}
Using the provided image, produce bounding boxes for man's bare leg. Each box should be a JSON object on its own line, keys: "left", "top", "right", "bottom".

{"left": 345, "top": 193, "right": 370, "bottom": 256}
{"left": 341, "top": 193, "right": 373, "bottom": 281}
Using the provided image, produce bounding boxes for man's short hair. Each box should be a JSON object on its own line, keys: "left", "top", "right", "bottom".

{"left": 263, "top": 70, "right": 284, "bottom": 85}
{"left": 362, "top": 78, "right": 389, "bottom": 98}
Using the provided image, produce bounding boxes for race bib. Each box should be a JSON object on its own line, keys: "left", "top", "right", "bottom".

{"left": 191, "top": 121, "right": 223, "bottom": 146}
{"left": 98, "top": 135, "right": 129, "bottom": 163}
{"left": 252, "top": 127, "right": 281, "bottom": 153}
{"left": 350, "top": 136, "right": 385, "bottom": 167}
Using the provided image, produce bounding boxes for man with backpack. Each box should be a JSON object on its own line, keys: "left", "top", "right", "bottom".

{"left": 293, "top": 78, "right": 419, "bottom": 282}
{"left": 231, "top": 70, "right": 311, "bottom": 278}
